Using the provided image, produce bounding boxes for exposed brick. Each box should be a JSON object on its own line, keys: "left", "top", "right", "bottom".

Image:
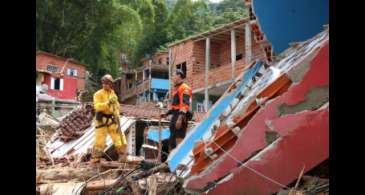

{"left": 170, "top": 32, "right": 265, "bottom": 92}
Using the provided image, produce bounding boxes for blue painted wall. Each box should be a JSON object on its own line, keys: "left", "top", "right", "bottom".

{"left": 147, "top": 128, "right": 170, "bottom": 142}
{"left": 151, "top": 78, "right": 169, "bottom": 90}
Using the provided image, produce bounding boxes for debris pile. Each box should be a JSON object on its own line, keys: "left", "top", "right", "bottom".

{"left": 38, "top": 111, "right": 60, "bottom": 129}
{"left": 37, "top": 127, "right": 55, "bottom": 167}
{"left": 36, "top": 159, "right": 185, "bottom": 195}
{"left": 56, "top": 103, "right": 94, "bottom": 142}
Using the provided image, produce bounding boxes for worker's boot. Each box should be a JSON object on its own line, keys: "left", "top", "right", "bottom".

{"left": 116, "top": 145, "right": 127, "bottom": 162}
{"left": 90, "top": 149, "right": 103, "bottom": 168}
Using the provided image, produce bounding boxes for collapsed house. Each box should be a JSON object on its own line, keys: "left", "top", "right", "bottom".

{"left": 165, "top": 0, "right": 329, "bottom": 194}
{"left": 36, "top": 101, "right": 205, "bottom": 194}
{"left": 44, "top": 104, "right": 166, "bottom": 160}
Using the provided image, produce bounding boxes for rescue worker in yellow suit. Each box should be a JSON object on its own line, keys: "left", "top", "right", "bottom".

{"left": 160, "top": 69, "right": 192, "bottom": 162}
{"left": 91, "top": 74, "right": 127, "bottom": 163}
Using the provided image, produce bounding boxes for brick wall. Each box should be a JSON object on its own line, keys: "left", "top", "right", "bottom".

{"left": 188, "top": 35, "right": 265, "bottom": 91}
{"left": 168, "top": 28, "right": 266, "bottom": 95}
{"left": 153, "top": 52, "right": 169, "bottom": 65}
{"left": 122, "top": 79, "right": 150, "bottom": 101}
{"left": 191, "top": 41, "right": 221, "bottom": 74}
{"left": 142, "top": 52, "right": 169, "bottom": 67}
{"left": 142, "top": 59, "right": 149, "bottom": 67}
{"left": 170, "top": 41, "right": 195, "bottom": 91}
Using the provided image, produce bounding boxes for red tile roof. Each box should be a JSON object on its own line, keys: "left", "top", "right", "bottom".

{"left": 120, "top": 103, "right": 206, "bottom": 122}
{"left": 120, "top": 104, "right": 166, "bottom": 120}
{"left": 36, "top": 50, "right": 86, "bottom": 67}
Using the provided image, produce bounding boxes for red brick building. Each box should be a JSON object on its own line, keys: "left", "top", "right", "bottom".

{"left": 117, "top": 51, "right": 169, "bottom": 105}
{"left": 167, "top": 18, "right": 266, "bottom": 111}
{"left": 36, "top": 51, "right": 87, "bottom": 101}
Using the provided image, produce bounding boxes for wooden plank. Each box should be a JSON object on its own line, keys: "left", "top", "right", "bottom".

{"left": 85, "top": 179, "right": 117, "bottom": 191}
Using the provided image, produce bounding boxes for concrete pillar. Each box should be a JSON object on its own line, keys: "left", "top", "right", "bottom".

{"left": 149, "top": 60, "right": 152, "bottom": 81}
{"left": 231, "top": 29, "right": 236, "bottom": 80}
{"left": 148, "top": 59, "right": 152, "bottom": 102}
{"left": 51, "top": 99, "right": 55, "bottom": 115}
{"left": 245, "top": 23, "right": 252, "bottom": 64}
{"left": 143, "top": 69, "right": 145, "bottom": 81}
{"left": 204, "top": 37, "right": 210, "bottom": 112}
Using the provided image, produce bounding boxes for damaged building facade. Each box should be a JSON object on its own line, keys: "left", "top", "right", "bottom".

{"left": 36, "top": 51, "right": 86, "bottom": 101}
{"left": 36, "top": 51, "right": 87, "bottom": 118}
{"left": 167, "top": 18, "right": 265, "bottom": 112}
{"left": 116, "top": 18, "right": 265, "bottom": 112}
{"left": 116, "top": 51, "right": 170, "bottom": 105}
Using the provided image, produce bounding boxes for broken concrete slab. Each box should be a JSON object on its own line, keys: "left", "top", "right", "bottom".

{"left": 207, "top": 106, "right": 329, "bottom": 194}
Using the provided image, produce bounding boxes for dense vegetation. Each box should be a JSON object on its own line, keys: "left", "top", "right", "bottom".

{"left": 36, "top": 0, "right": 247, "bottom": 80}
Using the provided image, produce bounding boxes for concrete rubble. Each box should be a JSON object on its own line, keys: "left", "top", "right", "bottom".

{"left": 36, "top": 103, "right": 185, "bottom": 195}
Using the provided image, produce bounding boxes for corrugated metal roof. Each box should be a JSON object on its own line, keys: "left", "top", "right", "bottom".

{"left": 45, "top": 116, "right": 136, "bottom": 158}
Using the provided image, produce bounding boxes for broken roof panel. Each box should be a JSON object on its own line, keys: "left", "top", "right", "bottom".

{"left": 202, "top": 42, "right": 329, "bottom": 194}
{"left": 46, "top": 116, "right": 136, "bottom": 158}
{"left": 184, "top": 29, "right": 329, "bottom": 192}
{"left": 167, "top": 61, "right": 263, "bottom": 172}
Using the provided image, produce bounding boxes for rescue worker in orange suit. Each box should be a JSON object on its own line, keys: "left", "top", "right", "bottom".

{"left": 91, "top": 74, "right": 127, "bottom": 163}
{"left": 160, "top": 69, "right": 192, "bottom": 162}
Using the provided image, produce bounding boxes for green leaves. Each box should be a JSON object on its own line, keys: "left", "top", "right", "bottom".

{"left": 36, "top": 0, "right": 247, "bottom": 81}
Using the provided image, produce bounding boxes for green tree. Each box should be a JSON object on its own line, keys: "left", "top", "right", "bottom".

{"left": 37, "top": 0, "right": 142, "bottom": 81}
{"left": 165, "top": 0, "right": 213, "bottom": 42}
{"left": 36, "top": 0, "right": 248, "bottom": 78}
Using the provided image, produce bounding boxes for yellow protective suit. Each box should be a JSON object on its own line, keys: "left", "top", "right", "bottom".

{"left": 92, "top": 88, "right": 127, "bottom": 160}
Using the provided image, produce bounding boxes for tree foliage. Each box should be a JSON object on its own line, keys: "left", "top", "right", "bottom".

{"left": 36, "top": 0, "right": 247, "bottom": 80}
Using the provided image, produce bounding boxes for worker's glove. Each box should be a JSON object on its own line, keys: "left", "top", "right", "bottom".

{"left": 108, "top": 96, "right": 118, "bottom": 105}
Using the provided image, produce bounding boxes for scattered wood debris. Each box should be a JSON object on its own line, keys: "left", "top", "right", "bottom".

{"left": 277, "top": 176, "right": 329, "bottom": 195}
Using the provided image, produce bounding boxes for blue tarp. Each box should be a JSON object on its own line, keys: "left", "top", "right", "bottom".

{"left": 167, "top": 62, "right": 263, "bottom": 171}
{"left": 147, "top": 128, "right": 170, "bottom": 142}
{"left": 253, "top": 0, "right": 329, "bottom": 53}
{"left": 151, "top": 78, "right": 169, "bottom": 90}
